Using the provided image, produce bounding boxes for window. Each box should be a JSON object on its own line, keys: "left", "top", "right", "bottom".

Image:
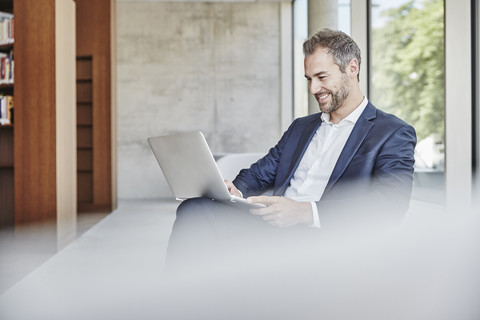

{"left": 293, "top": 0, "right": 352, "bottom": 118}
{"left": 369, "top": 0, "right": 446, "bottom": 202}
{"left": 293, "top": 0, "right": 308, "bottom": 118}
{"left": 338, "top": 0, "right": 351, "bottom": 35}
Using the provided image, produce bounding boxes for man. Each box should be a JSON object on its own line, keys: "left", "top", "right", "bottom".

{"left": 167, "top": 29, "right": 416, "bottom": 265}
{"left": 225, "top": 29, "right": 417, "bottom": 230}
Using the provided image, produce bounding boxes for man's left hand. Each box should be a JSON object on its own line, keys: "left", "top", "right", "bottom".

{"left": 247, "top": 196, "right": 313, "bottom": 228}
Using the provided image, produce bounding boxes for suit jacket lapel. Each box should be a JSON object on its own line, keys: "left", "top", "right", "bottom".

{"left": 287, "top": 117, "right": 322, "bottom": 175}
{"left": 322, "top": 103, "right": 376, "bottom": 196}
{"left": 274, "top": 115, "right": 321, "bottom": 196}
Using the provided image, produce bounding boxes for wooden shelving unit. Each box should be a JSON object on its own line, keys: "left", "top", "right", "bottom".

{"left": 0, "top": 0, "right": 77, "bottom": 234}
{"left": 76, "top": 55, "right": 94, "bottom": 207}
{"left": 0, "top": 1, "right": 14, "bottom": 228}
{"left": 0, "top": 0, "right": 115, "bottom": 230}
{"left": 0, "top": 122, "right": 14, "bottom": 227}
{"left": 0, "top": 124, "right": 13, "bottom": 167}
{"left": 76, "top": 0, "right": 116, "bottom": 214}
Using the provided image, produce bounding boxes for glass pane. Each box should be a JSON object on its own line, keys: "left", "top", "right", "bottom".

{"left": 370, "top": 0, "right": 445, "bottom": 202}
{"left": 293, "top": 0, "right": 309, "bottom": 118}
{"left": 294, "top": 0, "right": 352, "bottom": 118}
{"left": 338, "top": 0, "right": 351, "bottom": 35}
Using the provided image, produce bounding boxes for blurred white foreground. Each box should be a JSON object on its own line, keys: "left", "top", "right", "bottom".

{"left": 0, "top": 200, "right": 478, "bottom": 320}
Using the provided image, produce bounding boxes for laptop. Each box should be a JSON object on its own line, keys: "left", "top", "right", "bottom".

{"left": 147, "top": 131, "right": 264, "bottom": 209}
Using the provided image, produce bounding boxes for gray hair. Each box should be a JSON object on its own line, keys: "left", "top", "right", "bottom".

{"left": 303, "top": 28, "right": 361, "bottom": 79}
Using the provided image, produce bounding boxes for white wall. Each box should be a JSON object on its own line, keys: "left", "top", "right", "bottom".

{"left": 117, "top": 2, "right": 285, "bottom": 199}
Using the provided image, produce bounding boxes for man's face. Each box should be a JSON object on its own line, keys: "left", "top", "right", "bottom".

{"left": 304, "top": 48, "right": 350, "bottom": 114}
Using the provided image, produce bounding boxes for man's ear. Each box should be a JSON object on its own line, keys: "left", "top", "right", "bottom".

{"left": 347, "top": 58, "right": 359, "bottom": 79}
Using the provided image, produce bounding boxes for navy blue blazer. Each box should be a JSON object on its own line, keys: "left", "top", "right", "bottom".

{"left": 233, "top": 102, "right": 417, "bottom": 227}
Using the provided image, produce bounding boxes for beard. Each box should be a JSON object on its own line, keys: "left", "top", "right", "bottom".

{"left": 317, "top": 73, "right": 350, "bottom": 114}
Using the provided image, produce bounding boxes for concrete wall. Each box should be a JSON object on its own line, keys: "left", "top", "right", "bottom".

{"left": 117, "top": 2, "right": 284, "bottom": 199}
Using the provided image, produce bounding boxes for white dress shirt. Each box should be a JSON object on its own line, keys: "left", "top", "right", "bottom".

{"left": 284, "top": 97, "right": 369, "bottom": 228}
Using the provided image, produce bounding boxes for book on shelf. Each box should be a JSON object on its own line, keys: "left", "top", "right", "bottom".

{"left": 0, "top": 94, "right": 13, "bottom": 125}
{"left": 0, "top": 49, "right": 13, "bottom": 84}
{"left": 0, "top": 12, "right": 13, "bottom": 45}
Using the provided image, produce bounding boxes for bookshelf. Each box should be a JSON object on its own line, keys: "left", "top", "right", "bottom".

{"left": 76, "top": 55, "right": 94, "bottom": 206}
{"left": 0, "top": 1, "right": 13, "bottom": 228}
{"left": 0, "top": 124, "right": 13, "bottom": 227}
{"left": 0, "top": 0, "right": 77, "bottom": 235}
{"left": 0, "top": 0, "right": 115, "bottom": 230}
{"left": 76, "top": 0, "right": 116, "bottom": 213}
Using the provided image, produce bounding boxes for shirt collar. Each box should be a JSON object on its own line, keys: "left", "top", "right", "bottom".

{"left": 321, "top": 96, "right": 369, "bottom": 126}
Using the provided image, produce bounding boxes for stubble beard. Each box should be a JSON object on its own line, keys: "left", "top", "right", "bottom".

{"left": 318, "top": 73, "right": 350, "bottom": 114}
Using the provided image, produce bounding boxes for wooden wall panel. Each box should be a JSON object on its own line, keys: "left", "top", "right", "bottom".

{"left": 14, "top": 0, "right": 57, "bottom": 224}
{"left": 110, "top": 0, "right": 117, "bottom": 209}
{"left": 92, "top": 54, "right": 112, "bottom": 207}
{"left": 76, "top": 0, "right": 114, "bottom": 212}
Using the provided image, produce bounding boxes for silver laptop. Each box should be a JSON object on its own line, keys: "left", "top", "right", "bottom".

{"left": 147, "top": 131, "right": 264, "bottom": 209}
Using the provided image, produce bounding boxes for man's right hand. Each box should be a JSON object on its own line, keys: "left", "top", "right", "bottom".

{"left": 224, "top": 180, "right": 243, "bottom": 198}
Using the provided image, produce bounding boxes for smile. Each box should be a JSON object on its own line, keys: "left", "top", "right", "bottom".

{"left": 317, "top": 92, "right": 330, "bottom": 102}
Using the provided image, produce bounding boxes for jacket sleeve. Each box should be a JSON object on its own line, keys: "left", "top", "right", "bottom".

{"left": 232, "top": 119, "right": 298, "bottom": 198}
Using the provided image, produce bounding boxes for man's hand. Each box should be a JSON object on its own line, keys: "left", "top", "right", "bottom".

{"left": 247, "top": 196, "right": 313, "bottom": 228}
{"left": 224, "top": 180, "right": 242, "bottom": 197}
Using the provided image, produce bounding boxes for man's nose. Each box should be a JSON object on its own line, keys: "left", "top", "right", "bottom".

{"left": 309, "top": 79, "right": 322, "bottom": 95}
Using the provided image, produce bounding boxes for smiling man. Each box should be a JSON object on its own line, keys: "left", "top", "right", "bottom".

{"left": 226, "top": 28, "right": 416, "bottom": 230}
{"left": 167, "top": 29, "right": 416, "bottom": 267}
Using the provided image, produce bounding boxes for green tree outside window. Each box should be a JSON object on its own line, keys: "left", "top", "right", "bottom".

{"left": 371, "top": 0, "right": 445, "bottom": 171}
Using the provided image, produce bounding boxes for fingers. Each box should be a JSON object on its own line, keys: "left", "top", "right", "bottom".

{"left": 224, "top": 179, "right": 233, "bottom": 190}
{"left": 249, "top": 197, "right": 285, "bottom": 227}
{"left": 252, "top": 209, "right": 281, "bottom": 226}
{"left": 248, "top": 196, "right": 281, "bottom": 216}
{"left": 224, "top": 180, "right": 241, "bottom": 197}
{"left": 250, "top": 205, "right": 276, "bottom": 216}
{"left": 247, "top": 195, "right": 277, "bottom": 205}
{"left": 247, "top": 196, "right": 310, "bottom": 228}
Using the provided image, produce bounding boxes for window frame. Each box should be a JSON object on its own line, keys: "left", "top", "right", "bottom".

{"left": 355, "top": 0, "right": 474, "bottom": 208}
